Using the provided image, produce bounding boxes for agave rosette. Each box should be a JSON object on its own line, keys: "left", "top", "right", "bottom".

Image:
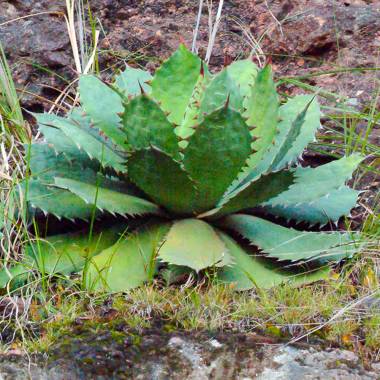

{"left": 3, "top": 45, "right": 363, "bottom": 291}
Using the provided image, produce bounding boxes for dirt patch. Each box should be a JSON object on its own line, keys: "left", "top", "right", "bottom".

{"left": 1, "top": 0, "right": 379, "bottom": 110}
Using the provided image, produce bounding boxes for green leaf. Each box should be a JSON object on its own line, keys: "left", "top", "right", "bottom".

{"left": 35, "top": 112, "right": 127, "bottom": 173}
{"left": 243, "top": 64, "right": 279, "bottom": 169}
{"left": 127, "top": 148, "right": 198, "bottom": 215}
{"left": 270, "top": 96, "right": 317, "bottom": 170}
{"left": 272, "top": 95, "right": 321, "bottom": 169}
{"left": 228, "top": 95, "right": 321, "bottom": 195}
{"left": 264, "top": 186, "right": 360, "bottom": 226}
{"left": 159, "top": 219, "right": 231, "bottom": 272}
{"left": 85, "top": 224, "right": 169, "bottom": 292}
{"left": 29, "top": 142, "right": 93, "bottom": 183}
{"left": 199, "top": 69, "right": 243, "bottom": 114}
{"left": 114, "top": 65, "right": 152, "bottom": 96}
{"left": 226, "top": 59, "right": 258, "bottom": 99}
{"left": 199, "top": 60, "right": 258, "bottom": 116}
{"left": 28, "top": 179, "right": 94, "bottom": 220}
{"left": 175, "top": 67, "right": 211, "bottom": 141}
{"left": 122, "top": 95, "right": 179, "bottom": 157}
{"left": 264, "top": 154, "right": 363, "bottom": 207}
{"left": 38, "top": 123, "right": 90, "bottom": 164}
{"left": 151, "top": 44, "right": 202, "bottom": 125}
{"left": 54, "top": 174, "right": 161, "bottom": 217}
{"left": 223, "top": 214, "right": 359, "bottom": 262}
{"left": 26, "top": 225, "right": 125, "bottom": 275}
{"left": 217, "top": 232, "right": 331, "bottom": 290}
{"left": 183, "top": 107, "right": 251, "bottom": 211}
{"left": 79, "top": 75, "right": 128, "bottom": 148}
{"left": 0, "top": 264, "right": 30, "bottom": 289}
{"left": 207, "top": 170, "right": 294, "bottom": 218}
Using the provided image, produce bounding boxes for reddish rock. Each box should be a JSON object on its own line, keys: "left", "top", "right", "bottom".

{"left": 0, "top": 0, "right": 379, "bottom": 109}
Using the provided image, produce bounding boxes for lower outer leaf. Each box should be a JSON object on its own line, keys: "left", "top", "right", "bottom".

{"left": 158, "top": 219, "right": 231, "bottom": 272}
{"left": 85, "top": 223, "right": 170, "bottom": 292}
{"left": 26, "top": 225, "right": 126, "bottom": 275}
{"left": 28, "top": 180, "right": 95, "bottom": 220}
{"left": 54, "top": 175, "right": 161, "bottom": 217}
{"left": 216, "top": 232, "right": 330, "bottom": 290}
{"left": 223, "top": 214, "right": 359, "bottom": 263}
{"left": 0, "top": 264, "right": 30, "bottom": 289}
{"left": 34, "top": 112, "right": 127, "bottom": 173}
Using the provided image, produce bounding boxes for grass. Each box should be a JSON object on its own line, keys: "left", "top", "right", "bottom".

{"left": 0, "top": 0, "right": 379, "bottom": 362}
{"left": 0, "top": 43, "right": 30, "bottom": 143}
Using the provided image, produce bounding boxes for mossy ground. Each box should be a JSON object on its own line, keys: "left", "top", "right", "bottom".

{"left": 2, "top": 255, "right": 376, "bottom": 363}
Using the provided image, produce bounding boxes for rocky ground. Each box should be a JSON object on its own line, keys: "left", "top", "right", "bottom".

{"left": 1, "top": 329, "right": 380, "bottom": 379}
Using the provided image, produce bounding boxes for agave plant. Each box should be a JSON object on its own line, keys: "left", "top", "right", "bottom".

{"left": 1, "top": 45, "right": 363, "bottom": 291}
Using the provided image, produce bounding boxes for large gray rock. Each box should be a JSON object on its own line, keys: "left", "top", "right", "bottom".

{"left": 0, "top": 332, "right": 378, "bottom": 379}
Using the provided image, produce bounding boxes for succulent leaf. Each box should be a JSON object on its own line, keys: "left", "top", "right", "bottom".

{"left": 127, "top": 148, "right": 198, "bottom": 215}
{"left": 229, "top": 95, "right": 321, "bottom": 195}
{"left": 26, "top": 225, "right": 126, "bottom": 275}
{"left": 264, "top": 186, "right": 360, "bottom": 226}
{"left": 54, "top": 174, "right": 161, "bottom": 217}
{"left": 28, "top": 179, "right": 94, "bottom": 220}
{"left": 159, "top": 219, "right": 231, "bottom": 272}
{"left": 176, "top": 65, "right": 211, "bottom": 141}
{"left": 122, "top": 95, "right": 179, "bottom": 157}
{"left": 29, "top": 142, "right": 95, "bottom": 183}
{"left": 217, "top": 232, "right": 330, "bottom": 290}
{"left": 272, "top": 95, "right": 321, "bottom": 169}
{"left": 199, "top": 69, "right": 243, "bottom": 114}
{"left": 151, "top": 44, "right": 202, "bottom": 125}
{"left": 226, "top": 59, "right": 258, "bottom": 99}
{"left": 35, "top": 112, "right": 127, "bottom": 173}
{"left": 183, "top": 107, "right": 252, "bottom": 211}
{"left": 79, "top": 75, "right": 128, "bottom": 148}
{"left": 207, "top": 170, "right": 294, "bottom": 218}
{"left": 270, "top": 96, "right": 316, "bottom": 170}
{"left": 223, "top": 214, "right": 359, "bottom": 262}
{"left": 85, "top": 223, "right": 170, "bottom": 292}
{"left": 243, "top": 64, "right": 278, "bottom": 169}
{"left": 114, "top": 65, "right": 152, "bottom": 96}
{"left": 264, "top": 154, "right": 363, "bottom": 207}
{"left": 37, "top": 115, "right": 90, "bottom": 162}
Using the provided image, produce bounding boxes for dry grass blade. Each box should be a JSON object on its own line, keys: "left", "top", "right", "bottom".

{"left": 192, "top": 0, "right": 204, "bottom": 54}
{"left": 205, "top": 0, "right": 224, "bottom": 63}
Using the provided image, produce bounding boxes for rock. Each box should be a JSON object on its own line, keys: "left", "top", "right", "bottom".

{"left": 1, "top": 330, "right": 377, "bottom": 379}
{"left": 0, "top": 0, "right": 379, "bottom": 110}
{"left": 258, "top": 346, "right": 377, "bottom": 380}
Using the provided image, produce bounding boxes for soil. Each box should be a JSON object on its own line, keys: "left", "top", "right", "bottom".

{"left": 1, "top": 0, "right": 380, "bottom": 111}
